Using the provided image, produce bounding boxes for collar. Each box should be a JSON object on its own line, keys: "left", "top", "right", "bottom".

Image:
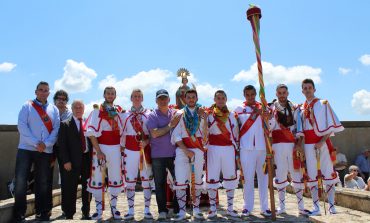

{"left": 33, "top": 98, "right": 49, "bottom": 109}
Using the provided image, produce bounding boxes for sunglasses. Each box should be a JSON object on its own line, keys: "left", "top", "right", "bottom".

{"left": 56, "top": 97, "right": 67, "bottom": 102}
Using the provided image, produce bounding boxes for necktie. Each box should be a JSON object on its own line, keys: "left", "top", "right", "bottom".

{"left": 79, "top": 118, "right": 86, "bottom": 153}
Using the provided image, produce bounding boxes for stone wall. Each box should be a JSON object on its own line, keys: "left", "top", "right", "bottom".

{"left": 1, "top": 121, "right": 369, "bottom": 200}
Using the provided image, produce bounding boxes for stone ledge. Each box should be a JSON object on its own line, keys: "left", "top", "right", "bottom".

{"left": 286, "top": 185, "right": 370, "bottom": 214}
{"left": 342, "top": 121, "right": 370, "bottom": 128}
{"left": 0, "top": 125, "right": 17, "bottom": 132}
{"left": 0, "top": 188, "right": 81, "bottom": 223}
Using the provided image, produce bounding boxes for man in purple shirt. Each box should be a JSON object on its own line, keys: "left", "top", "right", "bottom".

{"left": 146, "top": 89, "right": 180, "bottom": 220}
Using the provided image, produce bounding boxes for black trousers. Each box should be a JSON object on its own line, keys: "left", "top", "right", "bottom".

{"left": 152, "top": 157, "right": 179, "bottom": 214}
{"left": 60, "top": 153, "right": 91, "bottom": 217}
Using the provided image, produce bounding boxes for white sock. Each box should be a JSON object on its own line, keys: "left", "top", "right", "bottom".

{"left": 126, "top": 188, "right": 135, "bottom": 214}
{"left": 226, "top": 189, "right": 235, "bottom": 212}
{"left": 294, "top": 188, "right": 305, "bottom": 211}
{"left": 326, "top": 184, "right": 336, "bottom": 212}
{"left": 278, "top": 187, "right": 286, "bottom": 211}
{"left": 94, "top": 193, "right": 103, "bottom": 213}
{"left": 208, "top": 189, "right": 217, "bottom": 212}
{"left": 310, "top": 186, "right": 320, "bottom": 211}
{"left": 143, "top": 188, "right": 151, "bottom": 213}
{"left": 176, "top": 189, "right": 187, "bottom": 215}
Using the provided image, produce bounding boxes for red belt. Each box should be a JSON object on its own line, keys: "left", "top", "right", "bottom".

{"left": 97, "top": 130, "right": 120, "bottom": 145}
{"left": 125, "top": 135, "right": 149, "bottom": 151}
{"left": 304, "top": 130, "right": 336, "bottom": 162}
{"left": 272, "top": 129, "right": 295, "bottom": 144}
{"left": 208, "top": 134, "right": 232, "bottom": 146}
{"left": 182, "top": 137, "right": 203, "bottom": 151}
{"left": 303, "top": 130, "right": 322, "bottom": 144}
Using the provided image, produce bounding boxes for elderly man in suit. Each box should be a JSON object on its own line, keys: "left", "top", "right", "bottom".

{"left": 58, "top": 100, "right": 91, "bottom": 220}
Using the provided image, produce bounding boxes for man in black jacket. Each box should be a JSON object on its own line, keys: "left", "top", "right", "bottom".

{"left": 58, "top": 100, "right": 91, "bottom": 220}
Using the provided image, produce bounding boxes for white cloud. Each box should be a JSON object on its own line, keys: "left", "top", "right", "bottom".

{"left": 359, "top": 54, "right": 370, "bottom": 66}
{"left": 54, "top": 59, "right": 97, "bottom": 93}
{"left": 338, "top": 67, "right": 352, "bottom": 75}
{"left": 0, "top": 62, "right": 16, "bottom": 72}
{"left": 232, "top": 61, "right": 322, "bottom": 86}
{"left": 98, "top": 68, "right": 221, "bottom": 108}
{"left": 351, "top": 89, "right": 370, "bottom": 115}
{"left": 98, "top": 68, "right": 171, "bottom": 96}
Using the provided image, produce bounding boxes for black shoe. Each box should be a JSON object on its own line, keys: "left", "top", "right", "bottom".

{"left": 35, "top": 213, "right": 50, "bottom": 221}
{"left": 14, "top": 216, "right": 26, "bottom": 223}
{"left": 81, "top": 214, "right": 91, "bottom": 220}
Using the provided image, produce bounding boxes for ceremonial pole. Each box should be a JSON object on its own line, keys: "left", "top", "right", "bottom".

{"left": 246, "top": 5, "right": 276, "bottom": 220}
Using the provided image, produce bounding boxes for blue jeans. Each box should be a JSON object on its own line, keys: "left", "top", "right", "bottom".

{"left": 152, "top": 157, "right": 179, "bottom": 214}
{"left": 14, "top": 149, "right": 53, "bottom": 218}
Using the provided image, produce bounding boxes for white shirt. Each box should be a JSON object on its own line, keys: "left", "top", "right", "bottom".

{"left": 234, "top": 103, "right": 266, "bottom": 151}
{"left": 344, "top": 175, "right": 366, "bottom": 189}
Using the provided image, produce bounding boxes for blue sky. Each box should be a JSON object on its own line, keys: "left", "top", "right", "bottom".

{"left": 1, "top": 0, "right": 370, "bottom": 124}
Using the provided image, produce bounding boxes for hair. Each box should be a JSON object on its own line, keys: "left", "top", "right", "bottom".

{"left": 36, "top": 81, "right": 49, "bottom": 90}
{"left": 214, "top": 90, "right": 227, "bottom": 98}
{"left": 243, "top": 85, "right": 256, "bottom": 95}
{"left": 276, "top": 84, "right": 288, "bottom": 91}
{"left": 349, "top": 165, "right": 359, "bottom": 172}
{"left": 185, "top": 89, "right": 198, "bottom": 97}
{"left": 301, "top": 78, "right": 315, "bottom": 89}
{"left": 53, "top": 89, "right": 69, "bottom": 102}
{"left": 103, "top": 86, "right": 116, "bottom": 95}
{"left": 131, "top": 88, "right": 143, "bottom": 98}
{"left": 71, "top": 100, "right": 84, "bottom": 109}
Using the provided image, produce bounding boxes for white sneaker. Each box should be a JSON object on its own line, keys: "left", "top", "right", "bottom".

{"left": 277, "top": 208, "right": 286, "bottom": 215}
{"left": 260, "top": 209, "right": 272, "bottom": 217}
{"left": 91, "top": 211, "right": 103, "bottom": 220}
{"left": 144, "top": 211, "right": 153, "bottom": 219}
{"left": 123, "top": 213, "right": 134, "bottom": 220}
{"left": 173, "top": 213, "right": 186, "bottom": 221}
{"left": 241, "top": 209, "right": 250, "bottom": 217}
{"left": 193, "top": 209, "right": 204, "bottom": 220}
{"left": 157, "top": 212, "right": 167, "bottom": 220}
{"left": 329, "top": 206, "right": 338, "bottom": 215}
{"left": 207, "top": 210, "right": 217, "bottom": 219}
{"left": 299, "top": 209, "right": 312, "bottom": 216}
{"left": 110, "top": 206, "right": 122, "bottom": 220}
{"left": 226, "top": 210, "right": 240, "bottom": 218}
{"left": 310, "top": 209, "right": 321, "bottom": 216}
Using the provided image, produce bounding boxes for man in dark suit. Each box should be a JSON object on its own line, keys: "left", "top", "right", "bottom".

{"left": 58, "top": 100, "right": 91, "bottom": 220}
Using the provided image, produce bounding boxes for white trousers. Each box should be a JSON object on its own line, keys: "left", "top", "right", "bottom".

{"left": 173, "top": 148, "right": 204, "bottom": 190}
{"left": 206, "top": 145, "right": 238, "bottom": 189}
{"left": 304, "top": 143, "right": 340, "bottom": 187}
{"left": 123, "top": 148, "right": 153, "bottom": 189}
{"left": 87, "top": 144, "right": 124, "bottom": 196}
{"left": 240, "top": 149, "right": 268, "bottom": 212}
{"left": 272, "top": 143, "right": 304, "bottom": 189}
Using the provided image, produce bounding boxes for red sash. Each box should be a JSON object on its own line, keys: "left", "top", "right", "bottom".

{"left": 213, "top": 115, "right": 232, "bottom": 144}
{"left": 304, "top": 130, "right": 336, "bottom": 162}
{"left": 208, "top": 134, "right": 232, "bottom": 146}
{"left": 97, "top": 130, "right": 120, "bottom": 145}
{"left": 271, "top": 129, "right": 295, "bottom": 144}
{"left": 129, "top": 112, "right": 152, "bottom": 164}
{"left": 303, "top": 98, "right": 319, "bottom": 127}
{"left": 182, "top": 137, "right": 204, "bottom": 152}
{"left": 239, "top": 102, "right": 261, "bottom": 139}
{"left": 125, "top": 135, "right": 149, "bottom": 151}
{"left": 31, "top": 101, "right": 53, "bottom": 134}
